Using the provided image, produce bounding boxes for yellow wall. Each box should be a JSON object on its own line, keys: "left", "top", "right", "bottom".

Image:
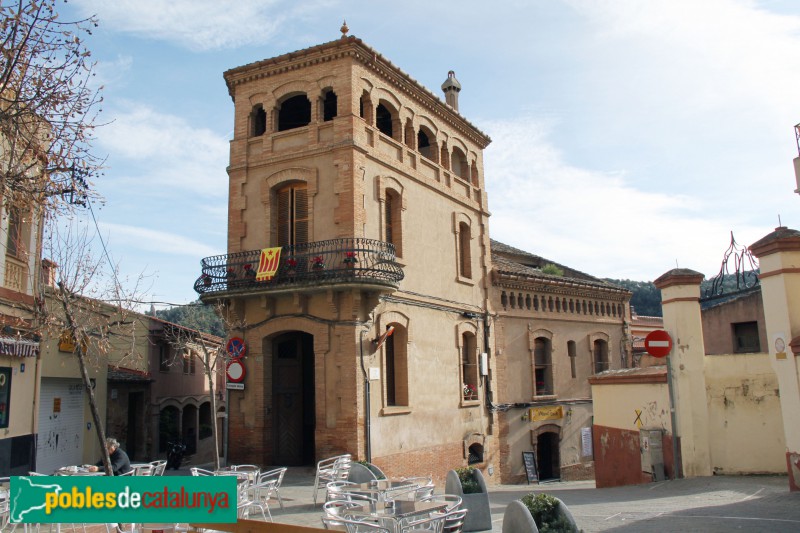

{"left": 0, "top": 354, "right": 38, "bottom": 439}
{"left": 704, "top": 353, "right": 785, "bottom": 474}
{"left": 592, "top": 381, "right": 671, "bottom": 432}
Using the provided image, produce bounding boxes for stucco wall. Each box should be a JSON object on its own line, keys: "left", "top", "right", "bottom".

{"left": 592, "top": 381, "right": 671, "bottom": 432}
{"left": 0, "top": 353, "right": 37, "bottom": 438}
{"left": 704, "top": 352, "right": 785, "bottom": 474}
{"left": 701, "top": 290, "right": 767, "bottom": 355}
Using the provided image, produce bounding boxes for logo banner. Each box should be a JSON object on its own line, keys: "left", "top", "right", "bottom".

{"left": 9, "top": 476, "right": 237, "bottom": 524}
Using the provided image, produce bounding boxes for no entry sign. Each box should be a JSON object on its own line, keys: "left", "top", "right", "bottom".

{"left": 226, "top": 359, "right": 246, "bottom": 383}
{"left": 645, "top": 330, "right": 673, "bottom": 358}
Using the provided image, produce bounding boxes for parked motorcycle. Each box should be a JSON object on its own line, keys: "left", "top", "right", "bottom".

{"left": 166, "top": 441, "right": 186, "bottom": 470}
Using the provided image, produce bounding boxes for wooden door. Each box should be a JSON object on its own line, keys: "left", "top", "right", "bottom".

{"left": 273, "top": 333, "right": 312, "bottom": 465}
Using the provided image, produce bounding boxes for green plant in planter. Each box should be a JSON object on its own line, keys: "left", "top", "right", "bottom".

{"left": 520, "top": 493, "right": 578, "bottom": 533}
{"left": 456, "top": 466, "right": 481, "bottom": 494}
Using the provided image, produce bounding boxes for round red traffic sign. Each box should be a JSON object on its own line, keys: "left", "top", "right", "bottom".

{"left": 226, "top": 337, "right": 246, "bottom": 359}
{"left": 645, "top": 330, "right": 673, "bottom": 358}
{"left": 226, "top": 359, "right": 246, "bottom": 383}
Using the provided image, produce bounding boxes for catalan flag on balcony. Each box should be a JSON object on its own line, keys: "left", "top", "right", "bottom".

{"left": 256, "top": 247, "right": 282, "bottom": 281}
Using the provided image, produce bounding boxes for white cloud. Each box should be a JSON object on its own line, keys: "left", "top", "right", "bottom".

{"left": 96, "top": 104, "right": 229, "bottom": 196}
{"left": 98, "top": 222, "right": 220, "bottom": 258}
{"left": 73, "top": 0, "right": 321, "bottom": 50}
{"left": 484, "top": 118, "right": 768, "bottom": 281}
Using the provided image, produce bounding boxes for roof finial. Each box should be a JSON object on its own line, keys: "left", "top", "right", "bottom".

{"left": 340, "top": 20, "right": 349, "bottom": 38}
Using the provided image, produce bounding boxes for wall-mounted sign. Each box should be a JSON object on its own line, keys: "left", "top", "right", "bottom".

{"left": 226, "top": 359, "right": 246, "bottom": 383}
{"left": 774, "top": 334, "right": 787, "bottom": 360}
{"left": 645, "top": 330, "right": 672, "bottom": 358}
{"left": 226, "top": 337, "right": 247, "bottom": 359}
{"left": 530, "top": 405, "right": 563, "bottom": 421}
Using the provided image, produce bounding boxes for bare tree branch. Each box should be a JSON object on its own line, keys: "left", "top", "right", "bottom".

{"left": 1, "top": 0, "right": 104, "bottom": 216}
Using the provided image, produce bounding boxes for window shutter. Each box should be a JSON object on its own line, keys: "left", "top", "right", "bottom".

{"left": 294, "top": 187, "right": 309, "bottom": 245}
{"left": 385, "top": 195, "right": 393, "bottom": 244}
{"left": 277, "top": 188, "right": 290, "bottom": 247}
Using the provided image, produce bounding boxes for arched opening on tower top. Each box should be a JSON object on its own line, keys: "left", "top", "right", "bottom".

{"left": 278, "top": 94, "right": 311, "bottom": 132}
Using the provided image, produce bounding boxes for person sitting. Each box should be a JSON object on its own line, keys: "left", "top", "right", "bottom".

{"left": 87, "top": 437, "right": 132, "bottom": 475}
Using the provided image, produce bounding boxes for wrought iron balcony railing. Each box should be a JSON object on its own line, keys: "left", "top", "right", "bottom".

{"left": 194, "top": 238, "right": 404, "bottom": 296}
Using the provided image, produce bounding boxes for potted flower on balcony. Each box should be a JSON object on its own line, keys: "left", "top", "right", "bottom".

{"left": 285, "top": 257, "right": 298, "bottom": 279}
{"left": 343, "top": 251, "right": 358, "bottom": 265}
{"left": 201, "top": 273, "right": 212, "bottom": 288}
{"left": 243, "top": 263, "right": 256, "bottom": 280}
{"left": 463, "top": 383, "right": 478, "bottom": 401}
{"left": 226, "top": 267, "right": 236, "bottom": 279}
{"left": 312, "top": 256, "right": 325, "bottom": 279}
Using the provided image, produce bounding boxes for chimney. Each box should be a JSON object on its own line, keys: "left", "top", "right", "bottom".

{"left": 41, "top": 259, "right": 57, "bottom": 287}
{"left": 441, "top": 70, "right": 461, "bottom": 111}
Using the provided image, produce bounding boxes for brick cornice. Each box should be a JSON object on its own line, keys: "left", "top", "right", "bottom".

{"left": 223, "top": 37, "right": 492, "bottom": 149}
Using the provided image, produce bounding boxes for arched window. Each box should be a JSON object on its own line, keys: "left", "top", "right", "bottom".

{"left": 458, "top": 221, "right": 472, "bottom": 279}
{"left": 199, "top": 402, "right": 212, "bottom": 439}
{"left": 322, "top": 90, "right": 337, "bottom": 121}
{"left": 276, "top": 184, "right": 309, "bottom": 247}
{"left": 376, "top": 103, "right": 393, "bottom": 138}
{"left": 385, "top": 188, "right": 403, "bottom": 257}
{"left": 250, "top": 104, "right": 266, "bottom": 137}
{"left": 461, "top": 331, "right": 478, "bottom": 402}
{"left": 593, "top": 339, "right": 609, "bottom": 374}
{"left": 534, "top": 337, "right": 553, "bottom": 396}
{"left": 277, "top": 94, "right": 311, "bottom": 131}
{"left": 385, "top": 324, "right": 408, "bottom": 407}
{"left": 451, "top": 147, "right": 469, "bottom": 180}
{"left": 417, "top": 126, "right": 436, "bottom": 162}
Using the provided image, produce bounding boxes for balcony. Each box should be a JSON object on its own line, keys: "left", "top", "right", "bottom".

{"left": 194, "top": 238, "right": 404, "bottom": 297}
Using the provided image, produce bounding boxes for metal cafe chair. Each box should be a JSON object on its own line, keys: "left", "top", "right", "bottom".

{"left": 399, "top": 513, "right": 446, "bottom": 533}
{"left": 314, "top": 454, "right": 352, "bottom": 506}
{"left": 149, "top": 460, "right": 168, "bottom": 476}
{"left": 259, "top": 467, "right": 288, "bottom": 509}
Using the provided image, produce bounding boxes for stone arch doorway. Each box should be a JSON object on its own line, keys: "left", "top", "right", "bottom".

{"left": 272, "top": 331, "right": 315, "bottom": 466}
{"left": 536, "top": 429, "right": 561, "bottom": 481}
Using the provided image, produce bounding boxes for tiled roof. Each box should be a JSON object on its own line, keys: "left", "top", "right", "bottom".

{"left": 588, "top": 366, "right": 667, "bottom": 384}
{"left": 491, "top": 248, "right": 628, "bottom": 294}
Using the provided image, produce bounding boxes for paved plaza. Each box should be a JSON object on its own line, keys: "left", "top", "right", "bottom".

{"left": 189, "top": 467, "right": 800, "bottom": 532}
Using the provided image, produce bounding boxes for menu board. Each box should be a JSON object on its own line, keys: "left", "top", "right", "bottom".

{"left": 522, "top": 451, "right": 538, "bottom": 484}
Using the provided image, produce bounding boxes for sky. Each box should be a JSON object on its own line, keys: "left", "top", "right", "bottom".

{"left": 56, "top": 0, "right": 800, "bottom": 309}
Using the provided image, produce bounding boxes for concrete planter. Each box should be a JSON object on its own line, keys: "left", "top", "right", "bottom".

{"left": 347, "top": 462, "right": 386, "bottom": 483}
{"left": 445, "top": 469, "right": 492, "bottom": 532}
{"left": 501, "top": 496, "right": 578, "bottom": 532}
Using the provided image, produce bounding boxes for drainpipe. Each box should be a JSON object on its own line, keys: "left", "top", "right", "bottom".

{"left": 359, "top": 327, "right": 371, "bottom": 463}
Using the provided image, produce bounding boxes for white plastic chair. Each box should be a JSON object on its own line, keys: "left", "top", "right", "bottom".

{"left": 314, "top": 454, "right": 352, "bottom": 505}
{"left": 190, "top": 467, "right": 214, "bottom": 476}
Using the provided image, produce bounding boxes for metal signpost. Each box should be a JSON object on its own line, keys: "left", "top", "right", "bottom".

{"left": 645, "top": 329, "right": 680, "bottom": 479}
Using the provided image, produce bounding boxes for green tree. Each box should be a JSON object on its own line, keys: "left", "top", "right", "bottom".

{"left": 156, "top": 301, "right": 225, "bottom": 337}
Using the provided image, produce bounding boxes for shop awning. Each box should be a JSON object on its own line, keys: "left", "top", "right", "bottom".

{"left": 0, "top": 336, "right": 40, "bottom": 357}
